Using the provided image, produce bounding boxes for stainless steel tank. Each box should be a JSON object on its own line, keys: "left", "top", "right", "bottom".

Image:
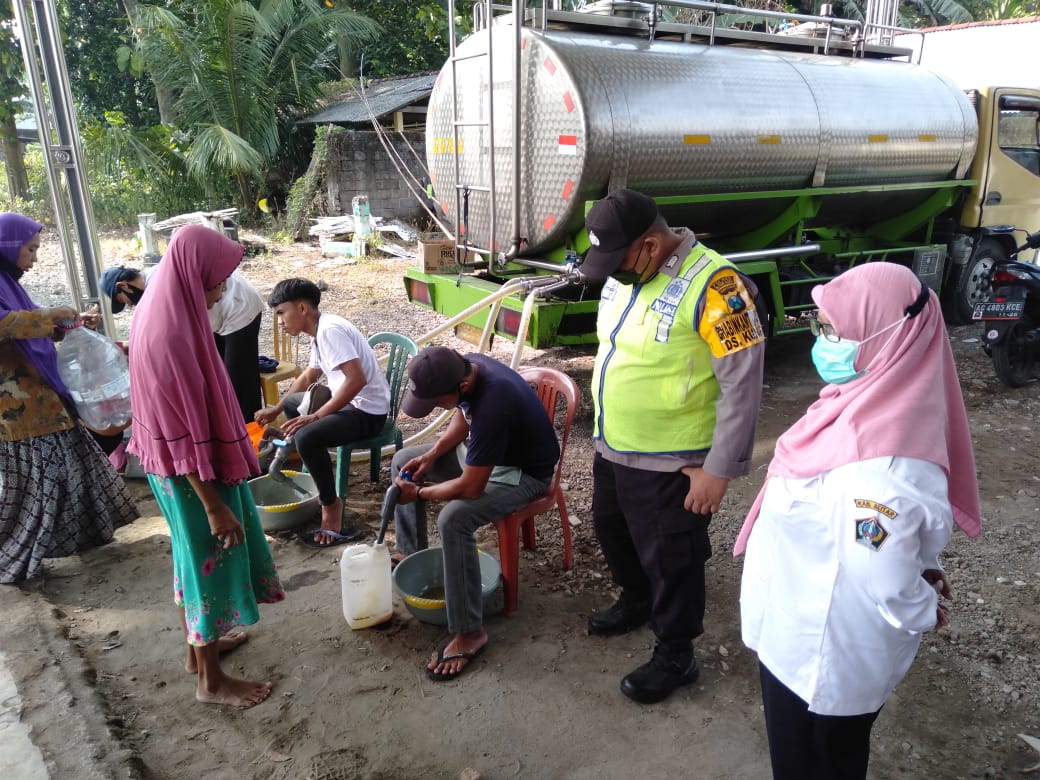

{"left": 425, "top": 26, "right": 978, "bottom": 256}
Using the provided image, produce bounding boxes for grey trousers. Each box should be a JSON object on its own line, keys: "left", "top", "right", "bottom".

{"left": 391, "top": 444, "right": 550, "bottom": 634}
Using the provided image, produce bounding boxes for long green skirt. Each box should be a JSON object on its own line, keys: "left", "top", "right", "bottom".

{"left": 147, "top": 474, "right": 285, "bottom": 646}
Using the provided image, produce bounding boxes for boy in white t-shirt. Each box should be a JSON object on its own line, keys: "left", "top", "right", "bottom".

{"left": 255, "top": 278, "right": 390, "bottom": 546}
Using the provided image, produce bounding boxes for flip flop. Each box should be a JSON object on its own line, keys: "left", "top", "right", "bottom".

{"left": 426, "top": 643, "right": 487, "bottom": 682}
{"left": 299, "top": 526, "right": 365, "bottom": 548}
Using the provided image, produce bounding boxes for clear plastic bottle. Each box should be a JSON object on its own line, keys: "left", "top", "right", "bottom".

{"left": 56, "top": 325, "right": 132, "bottom": 431}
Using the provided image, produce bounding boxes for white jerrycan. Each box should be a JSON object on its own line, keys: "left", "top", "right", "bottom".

{"left": 339, "top": 481, "right": 401, "bottom": 629}
{"left": 340, "top": 542, "right": 392, "bottom": 629}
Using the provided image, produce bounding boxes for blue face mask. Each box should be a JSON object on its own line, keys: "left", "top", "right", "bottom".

{"left": 811, "top": 336, "right": 862, "bottom": 384}
{"left": 810, "top": 315, "right": 909, "bottom": 385}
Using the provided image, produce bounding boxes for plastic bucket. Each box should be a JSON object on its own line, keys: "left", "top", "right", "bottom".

{"left": 392, "top": 547, "right": 501, "bottom": 626}
{"left": 247, "top": 471, "right": 319, "bottom": 532}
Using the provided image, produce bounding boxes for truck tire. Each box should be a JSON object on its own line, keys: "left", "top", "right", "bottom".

{"left": 949, "top": 238, "right": 1006, "bottom": 324}
{"left": 991, "top": 314, "right": 1036, "bottom": 387}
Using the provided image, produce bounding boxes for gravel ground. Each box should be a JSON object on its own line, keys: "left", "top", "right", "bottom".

{"left": 15, "top": 224, "right": 1040, "bottom": 778}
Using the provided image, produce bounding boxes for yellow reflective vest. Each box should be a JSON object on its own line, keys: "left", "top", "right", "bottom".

{"left": 593, "top": 242, "right": 763, "bottom": 455}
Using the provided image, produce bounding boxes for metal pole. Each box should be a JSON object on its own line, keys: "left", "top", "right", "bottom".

{"left": 12, "top": 0, "right": 113, "bottom": 336}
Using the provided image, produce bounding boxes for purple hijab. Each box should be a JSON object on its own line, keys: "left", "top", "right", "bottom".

{"left": 0, "top": 213, "right": 69, "bottom": 398}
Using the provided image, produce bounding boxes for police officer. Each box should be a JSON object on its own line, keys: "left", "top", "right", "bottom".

{"left": 580, "top": 188, "right": 766, "bottom": 703}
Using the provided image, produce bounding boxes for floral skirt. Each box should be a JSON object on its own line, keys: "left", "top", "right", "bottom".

{"left": 147, "top": 474, "right": 285, "bottom": 646}
{"left": 0, "top": 426, "right": 138, "bottom": 584}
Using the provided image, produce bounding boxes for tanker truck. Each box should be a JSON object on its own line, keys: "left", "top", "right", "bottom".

{"left": 404, "top": 0, "right": 1040, "bottom": 346}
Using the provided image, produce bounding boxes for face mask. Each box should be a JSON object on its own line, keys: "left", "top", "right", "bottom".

{"left": 811, "top": 315, "right": 907, "bottom": 385}
{"left": 612, "top": 242, "right": 656, "bottom": 286}
{"left": 612, "top": 269, "right": 643, "bottom": 286}
{"left": 811, "top": 336, "right": 862, "bottom": 384}
{"left": 122, "top": 284, "right": 146, "bottom": 306}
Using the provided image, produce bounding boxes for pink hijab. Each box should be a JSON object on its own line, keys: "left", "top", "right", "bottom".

{"left": 734, "top": 262, "right": 980, "bottom": 555}
{"left": 127, "top": 225, "right": 259, "bottom": 483}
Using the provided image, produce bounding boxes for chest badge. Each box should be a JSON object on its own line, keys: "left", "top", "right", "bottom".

{"left": 854, "top": 515, "right": 890, "bottom": 551}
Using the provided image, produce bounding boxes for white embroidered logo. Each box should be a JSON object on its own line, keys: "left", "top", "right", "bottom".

{"left": 588, "top": 231, "right": 600, "bottom": 247}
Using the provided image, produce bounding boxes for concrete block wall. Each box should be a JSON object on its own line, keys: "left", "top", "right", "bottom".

{"left": 325, "top": 127, "right": 427, "bottom": 222}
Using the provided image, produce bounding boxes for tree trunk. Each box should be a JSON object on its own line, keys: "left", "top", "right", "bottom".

{"left": 120, "top": 0, "right": 177, "bottom": 124}
{"left": 337, "top": 33, "right": 357, "bottom": 79}
{"left": 0, "top": 113, "right": 29, "bottom": 201}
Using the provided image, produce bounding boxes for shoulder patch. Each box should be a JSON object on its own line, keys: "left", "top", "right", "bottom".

{"left": 698, "top": 269, "right": 764, "bottom": 357}
{"left": 854, "top": 515, "right": 890, "bottom": 551}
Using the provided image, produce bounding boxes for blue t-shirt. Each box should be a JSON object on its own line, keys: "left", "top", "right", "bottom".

{"left": 458, "top": 354, "right": 560, "bottom": 481}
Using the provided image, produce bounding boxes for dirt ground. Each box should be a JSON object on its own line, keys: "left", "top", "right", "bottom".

{"left": 12, "top": 231, "right": 1040, "bottom": 779}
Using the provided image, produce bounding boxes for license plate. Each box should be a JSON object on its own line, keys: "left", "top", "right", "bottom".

{"left": 972, "top": 300, "right": 1024, "bottom": 320}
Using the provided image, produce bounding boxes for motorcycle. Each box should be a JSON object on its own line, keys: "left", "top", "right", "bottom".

{"left": 972, "top": 230, "right": 1040, "bottom": 387}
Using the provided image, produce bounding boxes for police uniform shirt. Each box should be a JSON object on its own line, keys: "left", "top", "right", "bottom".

{"left": 594, "top": 228, "right": 764, "bottom": 478}
{"left": 740, "top": 455, "right": 954, "bottom": 716}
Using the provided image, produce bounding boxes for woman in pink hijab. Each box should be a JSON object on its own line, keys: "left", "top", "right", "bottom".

{"left": 127, "top": 225, "right": 285, "bottom": 708}
{"left": 736, "top": 262, "right": 980, "bottom": 779}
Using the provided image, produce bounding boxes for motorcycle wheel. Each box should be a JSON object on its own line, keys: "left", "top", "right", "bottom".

{"left": 992, "top": 313, "right": 1037, "bottom": 387}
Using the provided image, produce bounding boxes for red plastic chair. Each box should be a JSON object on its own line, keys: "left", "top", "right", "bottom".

{"left": 492, "top": 367, "right": 579, "bottom": 615}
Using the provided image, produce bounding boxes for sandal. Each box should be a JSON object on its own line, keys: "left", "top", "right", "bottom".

{"left": 299, "top": 526, "right": 364, "bottom": 548}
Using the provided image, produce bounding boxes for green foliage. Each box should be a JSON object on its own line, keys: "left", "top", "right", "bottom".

{"left": 129, "top": 0, "right": 379, "bottom": 212}
{"left": 285, "top": 123, "right": 330, "bottom": 239}
{"left": 0, "top": 146, "right": 51, "bottom": 220}
{"left": 77, "top": 111, "right": 214, "bottom": 226}
{"left": 971, "top": 0, "right": 1040, "bottom": 19}
{"left": 59, "top": 0, "right": 159, "bottom": 125}
{"left": 336, "top": 0, "right": 464, "bottom": 78}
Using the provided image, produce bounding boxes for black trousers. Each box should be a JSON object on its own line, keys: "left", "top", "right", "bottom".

{"left": 591, "top": 452, "right": 712, "bottom": 661}
{"left": 213, "top": 312, "right": 262, "bottom": 424}
{"left": 759, "top": 662, "right": 881, "bottom": 780}
{"left": 282, "top": 393, "right": 386, "bottom": 506}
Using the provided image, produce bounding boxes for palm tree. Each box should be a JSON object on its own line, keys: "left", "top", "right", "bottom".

{"left": 130, "top": 0, "right": 378, "bottom": 210}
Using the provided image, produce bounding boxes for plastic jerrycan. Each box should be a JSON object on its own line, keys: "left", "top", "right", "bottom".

{"left": 340, "top": 542, "right": 392, "bottom": 629}
{"left": 339, "top": 480, "right": 401, "bottom": 629}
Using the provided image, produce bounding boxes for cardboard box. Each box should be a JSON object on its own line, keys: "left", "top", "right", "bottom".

{"left": 415, "top": 239, "right": 478, "bottom": 273}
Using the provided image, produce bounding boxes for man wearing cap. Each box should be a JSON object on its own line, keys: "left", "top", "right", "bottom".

{"left": 391, "top": 347, "right": 560, "bottom": 681}
{"left": 581, "top": 188, "right": 765, "bottom": 703}
{"left": 100, "top": 263, "right": 265, "bottom": 423}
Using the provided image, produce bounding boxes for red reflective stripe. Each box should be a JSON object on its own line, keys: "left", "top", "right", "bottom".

{"left": 543, "top": 57, "right": 556, "bottom": 75}
{"left": 543, "top": 214, "right": 556, "bottom": 231}
{"left": 559, "top": 135, "right": 577, "bottom": 146}
{"left": 561, "top": 180, "right": 574, "bottom": 199}
{"left": 563, "top": 92, "right": 575, "bottom": 112}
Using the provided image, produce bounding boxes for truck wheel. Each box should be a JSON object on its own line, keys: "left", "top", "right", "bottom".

{"left": 991, "top": 314, "right": 1036, "bottom": 387}
{"left": 949, "top": 238, "right": 1006, "bottom": 324}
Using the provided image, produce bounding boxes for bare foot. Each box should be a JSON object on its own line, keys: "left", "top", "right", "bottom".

{"left": 184, "top": 629, "right": 249, "bottom": 673}
{"left": 427, "top": 628, "right": 488, "bottom": 677}
{"left": 315, "top": 497, "right": 344, "bottom": 545}
{"left": 196, "top": 676, "right": 273, "bottom": 708}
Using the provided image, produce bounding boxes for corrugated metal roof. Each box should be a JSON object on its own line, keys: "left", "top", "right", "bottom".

{"left": 302, "top": 73, "right": 436, "bottom": 125}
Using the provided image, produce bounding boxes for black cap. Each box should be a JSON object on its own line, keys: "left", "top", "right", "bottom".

{"left": 401, "top": 346, "right": 469, "bottom": 418}
{"left": 580, "top": 189, "right": 659, "bottom": 280}
{"left": 100, "top": 266, "right": 136, "bottom": 313}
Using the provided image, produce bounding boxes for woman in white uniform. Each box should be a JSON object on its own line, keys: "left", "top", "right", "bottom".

{"left": 734, "top": 262, "right": 981, "bottom": 779}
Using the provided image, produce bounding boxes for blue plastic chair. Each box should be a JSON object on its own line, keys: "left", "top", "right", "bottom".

{"left": 335, "top": 332, "right": 418, "bottom": 499}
